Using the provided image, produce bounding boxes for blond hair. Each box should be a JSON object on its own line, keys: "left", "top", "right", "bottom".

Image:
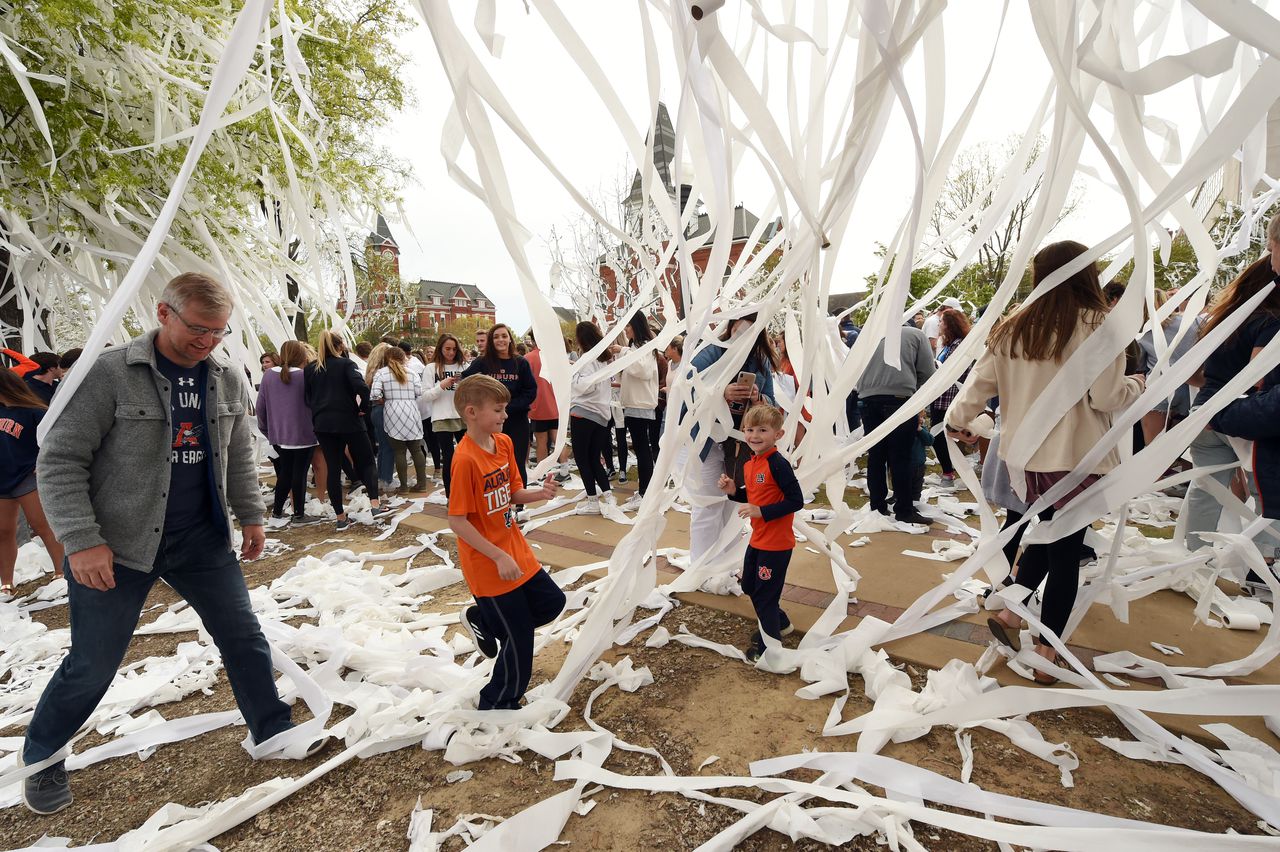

{"left": 160, "top": 272, "right": 233, "bottom": 314}
{"left": 316, "top": 330, "right": 346, "bottom": 369}
{"left": 742, "top": 402, "right": 784, "bottom": 430}
{"left": 365, "top": 343, "right": 392, "bottom": 385}
{"left": 384, "top": 345, "right": 410, "bottom": 384}
{"left": 455, "top": 374, "right": 510, "bottom": 416}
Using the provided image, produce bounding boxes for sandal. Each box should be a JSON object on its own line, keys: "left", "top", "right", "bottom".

{"left": 987, "top": 616, "right": 1022, "bottom": 652}
{"left": 0, "top": 583, "right": 14, "bottom": 599}
{"left": 1032, "top": 650, "right": 1065, "bottom": 685}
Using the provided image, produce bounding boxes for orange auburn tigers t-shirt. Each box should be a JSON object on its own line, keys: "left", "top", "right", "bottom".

{"left": 448, "top": 431, "right": 542, "bottom": 597}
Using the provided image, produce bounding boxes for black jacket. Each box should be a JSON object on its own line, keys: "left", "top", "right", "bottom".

{"left": 304, "top": 356, "right": 370, "bottom": 434}
{"left": 1211, "top": 387, "right": 1280, "bottom": 519}
{"left": 462, "top": 356, "right": 537, "bottom": 413}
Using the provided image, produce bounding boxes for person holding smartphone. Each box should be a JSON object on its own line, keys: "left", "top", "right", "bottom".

{"left": 685, "top": 315, "right": 778, "bottom": 569}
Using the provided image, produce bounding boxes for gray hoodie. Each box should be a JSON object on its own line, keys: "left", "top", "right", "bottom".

{"left": 37, "top": 331, "right": 265, "bottom": 572}
{"left": 856, "top": 326, "right": 937, "bottom": 398}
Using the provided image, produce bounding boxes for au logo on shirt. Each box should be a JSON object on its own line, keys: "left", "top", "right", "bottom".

{"left": 756, "top": 473, "right": 766, "bottom": 483}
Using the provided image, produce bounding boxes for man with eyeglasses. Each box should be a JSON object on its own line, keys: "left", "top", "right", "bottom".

{"left": 19, "top": 272, "right": 322, "bottom": 815}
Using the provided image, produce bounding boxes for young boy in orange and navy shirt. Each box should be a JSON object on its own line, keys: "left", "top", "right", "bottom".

{"left": 718, "top": 403, "right": 805, "bottom": 661}
{"left": 448, "top": 375, "right": 564, "bottom": 710}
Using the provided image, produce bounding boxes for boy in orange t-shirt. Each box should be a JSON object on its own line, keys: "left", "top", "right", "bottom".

{"left": 449, "top": 375, "right": 564, "bottom": 710}
{"left": 718, "top": 404, "right": 804, "bottom": 662}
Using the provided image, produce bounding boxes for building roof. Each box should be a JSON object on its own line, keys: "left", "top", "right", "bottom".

{"left": 414, "top": 278, "right": 493, "bottom": 305}
{"left": 687, "top": 205, "right": 782, "bottom": 243}
{"left": 552, "top": 305, "right": 578, "bottom": 324}
{"left": 627, "top": 102, "right": 677, "bottom": 205}
{"left": 366, "top": 214, "right": 398, "bottom": 250}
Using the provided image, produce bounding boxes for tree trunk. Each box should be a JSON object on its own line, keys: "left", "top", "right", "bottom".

{"left": 0, "top": 217, "right": 49, "bottom": 349}
{"left": 286, "top": 273, "right": 307, "bottom": 340}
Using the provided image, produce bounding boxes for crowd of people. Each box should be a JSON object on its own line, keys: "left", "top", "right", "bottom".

{"left": 8, "top": 220, "right": 1280, "bottom": 810}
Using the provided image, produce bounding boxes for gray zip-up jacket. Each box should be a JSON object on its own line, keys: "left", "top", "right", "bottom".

{"left": 37, "top": 331, "right": 265, "bottom": 572}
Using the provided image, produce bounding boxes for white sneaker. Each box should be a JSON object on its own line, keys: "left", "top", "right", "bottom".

{"left": 620, "top": 494, "right": 644, "bottom": 511}
{"left": 426, "top": 491, "right": 449, "bottom": 505}
{"left": 600, "top": 491, "right": 617, "bottom": 506}
{"left": 577, "top": 496, "right": 602, "bottom": 515}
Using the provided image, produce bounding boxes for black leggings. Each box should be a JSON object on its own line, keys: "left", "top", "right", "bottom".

{"left": 504, "top": 412, "right": 531, "bottom": 489}
{"left": 1013, "top": 505, "right": 1087, "bottom": 643}
{"left": 422, "top": 419, "right": 442, "bottom": 468}
{"left": 570, "top": 416, "right": 612, "bottom": 497}
{"left": 1001, "top": 509, "right": 1028, "bottom": 577}
{"left": 625, "top": 415, "right": 659, "bottom": 495}
{"left": 271, "top": 446, "right": 313, "bottom": 516}
{"left": 931, "top": 424, "right": 955, "bottom": 475}
{"left": 315, "top": 431, "right": 378, "bottom": 515}
{"left": 436, "top": 428, "right": 463, "bottom": 496}
{"left": 615, "top": 425, "right": 628, "bottom": 473}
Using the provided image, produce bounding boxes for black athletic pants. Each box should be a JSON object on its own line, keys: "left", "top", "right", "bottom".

{"left": 315, "top": 430, "right": 378, "bottom": 515}
{"left": 611, "top": 424, "right": 627, "bottom": 474}
{"left": 625, "top": 415, "right": 659, "bottom": 495}
{"left": 930, "top": 420, "right": 955, "bottom": 475}
{"left": 1012, "top": 505, "right": 1087, "bottom": 643}
{"left": 271, "top": 446, "right": 312, "bottom": 516}
{"left": 474, "top": 570, "right": 566, "bottom": 710}
{"left": 504, "top": 412, "right": 531, "bottom": 488}
{"left": 436, "top": 428, "right": 463, "bottom": 496}
{"left": 570, "top": 416, "right": 612, "bottom": 497}
{"left": 742, "top": 546, "right": 793, "bottom": 641}
{"left": 422, "top": 418, "right": 442, "bottom": 469}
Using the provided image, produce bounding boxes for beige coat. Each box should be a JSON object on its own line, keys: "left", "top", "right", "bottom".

{"left": 946, "top": 319, "right": 1143, "bottom": 473}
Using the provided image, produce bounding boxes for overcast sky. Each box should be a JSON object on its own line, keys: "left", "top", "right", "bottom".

{"left": 378, "top": 2, "right": 1213, "bottom": 332}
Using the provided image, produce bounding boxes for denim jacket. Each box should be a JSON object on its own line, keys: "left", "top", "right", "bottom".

{"left": 687, "top": 342, "right": 776, "bottom": 461}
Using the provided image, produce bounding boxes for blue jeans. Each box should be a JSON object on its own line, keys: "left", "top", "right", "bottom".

{"left": 24, "top": 521, "right": 292, "bottom": 764}
{"left": 370, "top": 406, "right": 395, "bottom": 483}
{"left": 1185, "top": 423, "right": 1280, "bottom": 557}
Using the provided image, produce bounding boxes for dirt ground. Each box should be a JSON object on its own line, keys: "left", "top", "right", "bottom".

{"left": 0, "top": 519, "right": 1265, "bottom": 851}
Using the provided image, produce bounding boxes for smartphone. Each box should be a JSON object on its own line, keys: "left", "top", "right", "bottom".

{"left": 731, "top": 371, "right": 756, "bottom": 413}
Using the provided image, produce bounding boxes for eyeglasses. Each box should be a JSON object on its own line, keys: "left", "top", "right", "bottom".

{"left": 164, "top": 303, "right": 231, "bottom": 339}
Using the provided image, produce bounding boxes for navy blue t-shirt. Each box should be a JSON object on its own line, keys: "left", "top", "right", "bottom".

{"left": 154, "top": 350, "right": 217, "bottom": 531}
{"left": 0, "top": 404, "right": 43, "bottom": 492}
{"left": 24, "top": 376, "right": 56, "bottom": 404}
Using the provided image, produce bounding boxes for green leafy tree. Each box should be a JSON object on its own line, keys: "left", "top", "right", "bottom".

{"left": 0, "top": 0, "right": 411, "bottom": 349}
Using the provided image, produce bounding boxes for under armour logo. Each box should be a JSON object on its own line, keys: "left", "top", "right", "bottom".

{"left": 178, "top": 377, "right": 196, "bottom": 387}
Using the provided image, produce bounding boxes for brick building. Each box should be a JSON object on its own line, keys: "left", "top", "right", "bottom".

{"left": 345, "top": 215, "right": 497, "bottom": 338}
{"left": 599, "top": 103, "right": 783, "bottom": 322}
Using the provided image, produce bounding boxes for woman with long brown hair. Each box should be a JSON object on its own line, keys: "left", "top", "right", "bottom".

{"left": 462, "top": 322, "right": 537, "bottom": 490}
{"left": 570, "top": 321, "right": 616, "bottom": 512}
{"left": 304, "top": 331, "right": 388, "bottom": 529}
{"left": 947, "top": 241, "right": 1144, "bottom": 683}
{"left": 0, "top": 370, "right": 64, "bottom": 597}
{"left": 686, "top": 314, "right": 779, "bottom": 568}
{"left": 255, "top": 340, "right": 322, "bottom": 526}
{"left": 1185, "top": 221, "right": 1280, "bottom": 566}
{"left": 929, "top": 307, "right": 972, "bottom": 484}
{"left": 420, "top": 333, "right": 468, "bottom": 498}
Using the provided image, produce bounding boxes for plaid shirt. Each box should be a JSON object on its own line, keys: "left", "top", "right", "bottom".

{"left": 370, "top": 367, "right": 424, "bottom": 440}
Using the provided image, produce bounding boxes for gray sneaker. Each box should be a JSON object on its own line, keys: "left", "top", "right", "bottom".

{"left": 290, "top": 513, "right": 324, "bottom": 527}
{"left": 335, "top": 517, "right": 353, "bottom": 532}
{"left": 23, "top": 759, "right": 72, "bottom": 815}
